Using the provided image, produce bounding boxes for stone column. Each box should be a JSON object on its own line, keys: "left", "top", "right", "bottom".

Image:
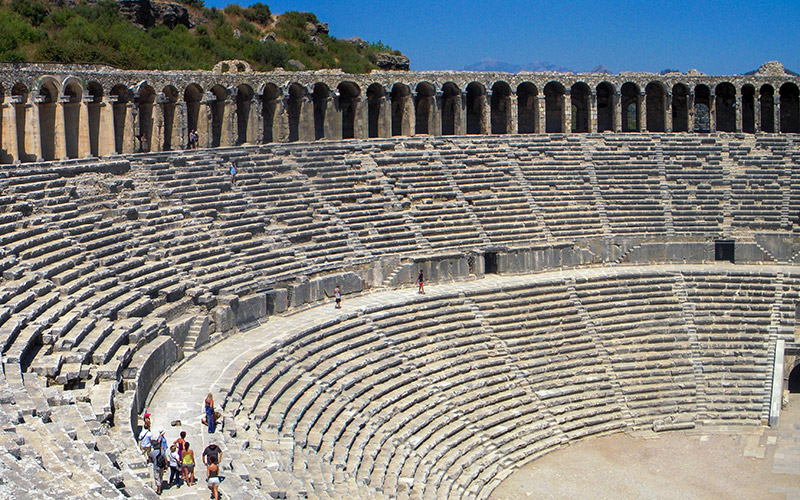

{"left": 54, "top": 95, "right": 68, "bottom": 160}
{"left": 2, "top": 95, "right": 19, "bottom": 163}
{"left": 430, "top": 91, "right": 442, "bottom": 136}
{"left": 98, "top": 95, "right": 116, "bottom": 156}
{"left": 299, "top": 94, "right": 314, "bottom": 142}
{"left": 326, "top": 90, "right": 341, "bottom": 140}
{"left": 150, "top": 93, "right": 166, "bottom": 152}
{"left": 638, "top": 91, "right": 646, "bottom": 132}
{"left": 563, "top": 90, "right": 572, "bottom": 133}
{"left": 589, "top": 89, "right": 598, "bottom": 133}
{"left": 274, "top": 95, "right": 289, "bottom": 143}
{"left": 354, "top": 96, "right": 368, "bottom": 139}
{"left": 774, "top": 94, "right": 781, "bottom": 133}
{"left": 26, "top": 97, "right": 42, "bottom": 161}
{"left": 379, "top": 94, "right": 391, "bottom": 138}
{"left": 709, "top": 92, "right": 716, "bottom": 132}
{"left": 735, "top": 93, "right": 743, "bottom": 132}
{"left": 755, "top": 94, "right": 762, "bottom": 132}
{"left": 613, "top": 91, "right": 622, "bottom": 132}
{"left": 172, "top": 101, "right": 186, "bottom": 151}
{"left": 79, "top": 96, "right": 91, "bottom": 157}
{"left": 482, "top": 90, "right": 491, "bottom": 135}
{"left": 124, "top": 102, "right": 136, "bottom": 153}
{"left": 198, "top": 93, "right": 212, "bottom": 149}
{"left": 687, "top": 90, "right": 695, "bottom": 133}
{"left": 251, "top": 95, "right": 263, "bottom": 144}
{"left": 457, "top": 91, "right": 468, "bottom": 136}
{"left": 508, "top": 91, "right": 518, "bottom": 134}
{"left": 220, "top": 91, "right": 234, "bottom": 147}
{"left": 403, "top": 91, "right": 415, "bottom": 136}
{"left": 664, "top": 91, "right": 673, "bottom": 133}
{"left": 537, "top": 94, "right": 546, "bottom": 134}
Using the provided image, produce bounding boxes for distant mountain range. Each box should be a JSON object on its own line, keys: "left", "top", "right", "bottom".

{"left": 461, "top": 58, "right": 612, "bottom": 74}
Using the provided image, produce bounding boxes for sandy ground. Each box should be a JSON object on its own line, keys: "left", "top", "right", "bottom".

{"left": 489, "top": 428, "right": 795, "bottom": 500}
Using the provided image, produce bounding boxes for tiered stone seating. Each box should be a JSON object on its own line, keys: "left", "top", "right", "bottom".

{"left": 662, "top": 136, "right": 726, "bottom": 233}
{"left": 0, "top": 134, "right": 799, "bottom": 499}
{"left": 591, "top": 136, "right": 667, "bottom": 233}
{"left": 221, "top": 268, "right": 793, "bottom": 500}
{"left": 682, "top": 270, "right": 777, "bottom": 425}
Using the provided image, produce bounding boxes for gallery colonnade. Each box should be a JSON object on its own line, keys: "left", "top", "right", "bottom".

{"left": 0, "top": 63, "right": 798, "bottom": 163}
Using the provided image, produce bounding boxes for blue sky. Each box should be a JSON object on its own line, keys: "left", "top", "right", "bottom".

{"left": 205, "top": 0, "right": 800, "bottom": 75}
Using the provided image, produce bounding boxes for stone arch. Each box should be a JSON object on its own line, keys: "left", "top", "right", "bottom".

{"left": 544, "top": 81, "right": 565, "bottom": 133}
{"left": 261, "top": 83, "right": 282, "bottom": 143}
{"left": 760, "top": 84, "right": 775, "bottom": 133}
{"left": 672, "top": 83, "right": 689, "bottom": 132}
{"left": 135, "top": 83, "right": 156, "bottom": 151}
{"left": 313, "top": 82, "right": 330, "bottom": 140}
{"left": 571, "top": 82, "right": 590, "bottom": 133}
{"left": 286, "top": 83, "right": 306, "bottom": 142}
{"left": 366, "top": 83, "right": 385, "bottom": 138}
{"left": 645, "top": 81, "right": 666, "bottom": 132}
{"left": 620, "top": 82, "right": 640, "bottom": 132}
{"left": 466, "top": 82, "right": 486, "bottom": 135}
{"left": 741, "top": 84, "right": 756, "bottom": 133}
{"left": 490, "top": 81, "right": 512, "bottom": 134}
{"left": 38, "top": 78, "right": 60, "bottom": 161}
{"left": 517, "top": 82, "right": 537, "bottom": 134}
{"left": 86, "top": 82, "right": 103, "bottom": 156}
{"left": 415, "top": 81, "right": 435, "bottom": 135}
{"left": 111, "top": 84, "right": 131, "bottom": 154}
{"left": 694, "top": 84, "right": 711, "bottom": 132}
{"left": 338, "top": 81, "right": 360, "bottom": 139}
{"left": 715, "top": 82, "right": 736, "bottom": 132}
{"left": 235, "top": 84, "right": 255, "bottom": 145}
{"left": 161, "top": 85, "right": 179, "bottom": 151}
{"left": 62, "top": 79, "right": 83, "bottom": 159}
{"left": 391, "top": 83, "right": 411, "bottom": 136}
{"left": 183, "top": 83, "right": 204, "bottom": 146}
{"left": 12, "top": 83, "right": 29, "bottom": 160}
{"left": 596, "top": 82, "right": 615, "bottom": 132}
{"left": 208, "top": 84, "right": 227, "bottom": 147}
{"left": 441, "top": 82, "right": 460, "bottom": 136}
{"left": 780, "top": 82, "right": 799, "bottom": 133}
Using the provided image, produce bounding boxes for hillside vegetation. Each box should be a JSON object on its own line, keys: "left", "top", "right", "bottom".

{"left": 0, "top": 0, "right": 404, "bottom": 73}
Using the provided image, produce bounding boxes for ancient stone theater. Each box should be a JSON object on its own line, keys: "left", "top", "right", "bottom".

{"left": 1, "top": 59, "right": 800, "bottom": 499}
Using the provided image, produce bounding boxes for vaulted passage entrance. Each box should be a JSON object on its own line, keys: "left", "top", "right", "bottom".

{"left": 466, "top": 82, "right": 486, "bottom": 135}
{"left": 789, "top": 363, "right": 800, "bottom": 393}
{"left": 415, "top": 82, "right": 435, "bottom": 135}
{"left": 715, "top": 83, "right": 736, "bottom": 132}
{"left": 491, "top": 81, "right": 511, "bottom": 134}
{"left": 645, "top": 82, "right": 665, "bottom": 132}
{"left": 621, "top": 83, "right": 640, "bottom": 132}
{"left": 741, "top": 85, "right": 756, "bottom": 134}
{"left": 441, "top": 83, "right": 460, "bottom": 136}
{"left": 262, "top": 83, "right": 281, "bottom": 143}
{"left": 694, "top": 85, "right": 711, "bottom": 132}
{"left": 517, "top": 83, "right": 537, "bottom": 134}
{"left": 760, "top": 85, "right": 775, "bottom": 133}
{"left": 312, "top": 83, "right": 330, "bottom": 140}
{"left": 672, "top": 84, "right": 689, "bottom": 132}
{"left": 339, "top": 82, "right": 359, "bottom": 139}
{"left": 596, "top": 82, "right": 614, "bottom": 132}
{"left": 571, "top": 83, "right": 589, "bottom": 133}
{"left": 367, "top": 83, "right": 385, "bottom": 138}
{"left": 544, "top": 81, "right": 564, "bottom": 133}
{"left": 780, "top": 82, "right": 800, "bottom": 133}
{"left": 391, "top": 84, "right": 411, "bottom": 136}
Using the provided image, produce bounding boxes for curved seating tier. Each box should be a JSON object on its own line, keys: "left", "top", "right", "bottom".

{"left": 0, "top": 133, "right": 798, "bottom": 497}
{"left": 222, "top": 268, "right": 797, "bottom": 500}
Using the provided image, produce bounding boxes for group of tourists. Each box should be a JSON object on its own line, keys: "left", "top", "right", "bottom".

{"left": 333, "top": 270, "right": 424, "bottom": 310}
{"left": 188, "top": 129, "right": 200, "bottom": 149}
{"left": 138, "top": 393, "right": 222, "bottom": 498}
